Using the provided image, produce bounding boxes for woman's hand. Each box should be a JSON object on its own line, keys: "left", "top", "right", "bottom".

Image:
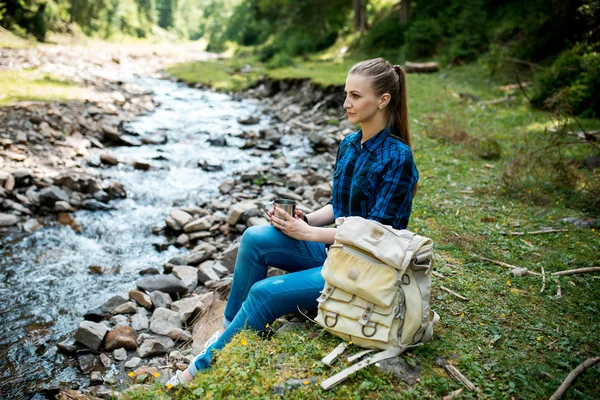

{"left": 270, "top": 205, "right": 310, "bottom": 240}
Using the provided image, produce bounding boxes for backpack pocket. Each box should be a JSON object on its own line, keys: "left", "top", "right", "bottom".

{"left": 321, "top": 244, "right": 399, "bottom": 308}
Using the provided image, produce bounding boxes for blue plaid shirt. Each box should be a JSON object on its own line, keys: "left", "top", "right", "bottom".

{"left": 331, "top": 127, "right": 418, "bottom": 230}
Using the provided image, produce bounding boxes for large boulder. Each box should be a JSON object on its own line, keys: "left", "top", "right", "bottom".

{"left": 38, "top": 186, "right": 69, "bottom": 206}
{"left": 74, "top": 321, "right": 109, "bottom": 350}
{"left": 104, "top": 326, "right": 137, "bottom": 351}
{"left": 149, "top": 308, "right": 182, "bottom": 336}
{"left": 136, "top": 275, "right": 188, "bottom": 297}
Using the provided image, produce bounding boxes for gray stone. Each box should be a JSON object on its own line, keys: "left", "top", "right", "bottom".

{"left": 271, "top": 378, "right": 317, "bottom": 395}
{"left": 74, "top": 321, "right": 109, "bottom": 350}
{"left": 172, "top": 265, "right": 198, "bottom": 292}
{"left": 101, "top": 295, "right": 129, "bottom": 314}
{"left": 183, "top": 216, "right": 215, "bottom": 233}
{"left": 238, "top": 115, "right": 260, "bottom": 125}
{"left": 107, "top": 181, "right": 126, "bottom": 199}
{"left": 170, "top": 209, "right": 193, "bottom": 227}
{"left": 137, "top": 336, "right": 174, "bottom": 358}
{"left": 131, "top": 310, "right": 150, "bottom": 331}
{"left": 176, "top": 233, "right": 190, "bottom": 247}
{"left": 124, "top": 357, "right": 142, "bottom": 368}
{"left": 150, "top": 291, "right": 172, "bottom": 309}
{"left": 226, "top": 201, "right": 258, "bottom": 225}
{"left": 197, "top": 262, "right": 220, "bottom": 284}
{"left": 0, "top": 213, "right": 18, "bottom": 226}
{"left": 167, "top": 328, "right": 192, "bottom": 342}
{"left": 83, "top": 199, "right": 114, "bottom": 211}
{"left": 375, "top": 356, "right": 421, "bottom": 385}
{"left": 171, "top": 296, "right": 204, "bottom": 323}
{"left": 219, "top": 178, "right": 235, "bottom": 194}
{"left": 78, "top": 354, "right": 99, "bottom": 373}
{"left": 55, "top": 200, "right": 74, "bottom": 212}
{"left": 165, "top": 215, "right": 183, "bottom": 231}
{"left": 38, "top": 186, "right": 69, "bottom": 206}
{"left": 90, "top": 371, "right": 104, "bottom": 384}
{"left": 211, "top": 261, "right": 230, "bottom": 278}
{"left": 136, "top": 275, "right": 188, "bottom": 297}
{"left": 219, "top": 242, "right": 240, "bottom": 273}
{"left": 112, "top": 301, "right": 137, "bottom": 315}
{"left": 99, "top": 353, "right": 112, "bottom": 368}
{"left": 22, "top": 218, "right": 42, "bottom": 232}
{"left": 113, "top": 348, "right": 127, "bottom": 361}
{"left": 110, "top": 314, "right": 129, "bottom": 327}
{"left": 246, "top": 216, "right": 269, "bottom": 227}
{"left": 276, "top": 322, "right": 305, "bottom": 334}
{"left": 168, "top": 251, "right": 211, "bottom": 266}
{"left": 150, "top": 308, "right": 182, "bottom": 336}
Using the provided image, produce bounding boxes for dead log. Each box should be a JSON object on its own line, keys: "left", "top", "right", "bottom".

{"left": 404, "top": 61, "right": 439, "bottom": 73}
{"left": 549, "top": 357, "right": 600, "bottom": 400}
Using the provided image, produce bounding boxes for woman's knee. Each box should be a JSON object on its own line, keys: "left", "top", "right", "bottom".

{"left": 240, "top": 225, "right": 274, "bottom": 251}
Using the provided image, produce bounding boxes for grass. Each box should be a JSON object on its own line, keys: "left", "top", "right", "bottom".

{"left": 0, "top": 69, "right": 93, "bottom": 105}
{"left": 138, "top": 55, "right": 600, "bottom": 399}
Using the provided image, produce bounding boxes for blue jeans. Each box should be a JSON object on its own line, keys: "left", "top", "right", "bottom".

{"left": 189, "top": 225, "right": 327, "bottom": 375}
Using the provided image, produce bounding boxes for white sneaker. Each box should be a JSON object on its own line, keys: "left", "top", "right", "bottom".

{"left": 165, "top": 370, "right": 187, "bottom": 389}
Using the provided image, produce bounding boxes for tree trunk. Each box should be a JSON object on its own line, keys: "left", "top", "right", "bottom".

{"left": 399, "top": 0, "right": 409, "bottom": 24}
{"left": 353, "top": 0, "right": 367, "bottom": 33}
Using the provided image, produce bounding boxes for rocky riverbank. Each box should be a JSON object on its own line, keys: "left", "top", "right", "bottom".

{"left": 54, "top": 69, "right": 360, "bottom": 399}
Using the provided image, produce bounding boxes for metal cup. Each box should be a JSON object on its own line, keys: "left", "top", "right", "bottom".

{"left": 263, "top": 198, "right": 296, "bottom": 219}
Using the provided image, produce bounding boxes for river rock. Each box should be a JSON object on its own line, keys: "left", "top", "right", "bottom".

{"left": 183, "top": 216, "right": 214, "bottom": 233}
{"left": 226, "top": 201, "right": 258, "bottom": 225}
{"left": 74, "top": 321, "right": 109, "bottom": 351}
{"left": 90, "top": 371, "right": 104, "bottom": 384}
{"left": 376, "top": 356, "right": 421, "bottom": 385}
{"left": 78, "top": 354, "right": 100, "bottom": 373}
{"left": 100, "top": 153, "right": 119, "bottom": 165}
{"left": 101, "top": 295, "right": 129, "bottom": 314}
{"left": 113, "top": 348, "right": 127, "bottom": 361}
{"left": 54, "top": 172, "right": 101, "bottom": 193}
{"left": 22, "top": 219, "right": 41, "bottom": 233}
{"left": 238, "top": 115, "right": 260, "bottom": 125}
{"left": 149, "top": 308, "right": 182, "bottom": 336}
{"left": 99, "top": 353, "right": 112, "bottom": 368}
{"left": 124, "top": 357, "right": 141, "bottom": 368}
{"left": 133, "top": 161, "right": 151, "bottom": 170}
{"left": 314, "top": 183, "right": 332, "bottom": 199}
{"left": 219, "top": 178, "right": 235, "bottom": 194}
{"left": 83, "top": 199, "right": 114, "bottom": 211}
{"left": 55, "top": 200, "right": 74, "bottom": 212}
{"left": 112, "top": 301, "right": 137, "bottom": 315}
{"left": 170, "top": 209, "right": 193, "bottom": 227}
{"left": 129, "top": 290, "right": 152, "bottom": 309}
{"left": 198, "top": 261, "right": 220, "bottom": 284}
{"left": 137, "top": 275, "right": 188, "bottom": 297}
{"left": 168, "top": 250, "right": 210, "bottom": 266}
{"left": 168, "top": 328, "right": 192, "bottom": 342}
{"left": 131, "top": 309, "right": 150, "bottom": 331}
{"left": 38, "top": 186, "right": 69, "bottom": 206}
{"left": 109, "top": 314, "right": 129, "bottom": 327}
{"left": 219, "top": 242, "right": 240, "bottom": 273}
{"left": 150, "top": 291, "right": 172, "bottom": 309}
{"left": 172, "top": 265, "right": 198, "bottom": 292}
{"left": 0, "top": 213, "right": 19, "bottom": 226}
{"left": 57, "top": 339, "right": 78, "bottom": 355}
{"left": 171, "top": 296, "right": 204, "bottom": 323}
{"left": 247, "top": 216, "right": 269, "bottom": 227}
{"left": 165, "top": 215, "right": 182, "bottom": 231}
{"left": 176, "top": 233, "right": 190, "bottom": 247}
{"left": 104, "top": 326, "right": 137, "bottom": 351}
{"left": 107, "top": 181, "right": 126, "bottom": 198}
{"left": 137, "top": 336, "right": 174, "bottom": 358}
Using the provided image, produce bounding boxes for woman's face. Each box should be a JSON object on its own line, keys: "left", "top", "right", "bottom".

{"left": 343, "top": 74, "right": 383, "bottom": 125}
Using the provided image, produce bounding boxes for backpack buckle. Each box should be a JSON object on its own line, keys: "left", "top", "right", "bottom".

{"left": 361, "top": 322, "right": 378, "bottom": 338}
{"left": 324, "top": 313, "right": 339, "bottom": 328}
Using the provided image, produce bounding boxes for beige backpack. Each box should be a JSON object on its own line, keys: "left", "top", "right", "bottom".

{"left": 315, "top": 217, "right": 439, "bottom": 390}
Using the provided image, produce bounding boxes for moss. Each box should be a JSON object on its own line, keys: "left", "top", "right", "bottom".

{"left": 0, "top": 69, "right": 91, "bottom": 105}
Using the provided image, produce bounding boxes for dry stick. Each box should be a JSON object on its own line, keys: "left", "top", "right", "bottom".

{"left": 476, "top": 255, "right": 541, "bottom": 276}
{"left": 540, "top": 266, "right": 546, "bottom": 294}
{"left": 507, "top": 229, "right": 568, "bottom": 236}
{"left": 440, "top": 286, "right": 469, "bottom": 301}
{"left": 442, "top": 388, "right": 464, "bottom": 400}
{"left": 444, "top": 364, "right": 477, "bottom": 391}
{"left": 551, "top": 267, "right": 600, "bottom": 277}
{"left": 432, "top": 271, "right": 445, "bottom": 279}
{"left": 555, "top": 278, "right": 562, "bottom": 298}
{"left": 549, "top": 357, "right": 600, "bottom": 400}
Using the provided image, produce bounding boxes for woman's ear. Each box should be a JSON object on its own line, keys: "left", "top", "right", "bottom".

{"left": 379, "top": 93, "right": 391, "bottom": 109}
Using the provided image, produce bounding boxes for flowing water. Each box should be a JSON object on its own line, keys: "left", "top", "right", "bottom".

{"left": 0, "top": 77, "right": 291, "bottom": 399}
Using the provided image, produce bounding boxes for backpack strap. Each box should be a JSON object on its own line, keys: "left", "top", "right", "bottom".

{"left": 321, "top": 342, "right": 348, "bottom": 366}
{"left": 320, "top": 347, "right": 404, "bottom": 390}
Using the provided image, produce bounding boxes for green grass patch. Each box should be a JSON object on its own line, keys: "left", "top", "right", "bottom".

{"left": 0, "top": 69, "right": 92, "bottom": 105}
{"left": 146, "top": 56, "right": 600, "bottom": 399}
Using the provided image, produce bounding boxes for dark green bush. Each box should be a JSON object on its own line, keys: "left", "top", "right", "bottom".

{"left": 404, "top": 19, "right": 443, "bottom": 59}
{"left": 360, "top": 11, "right": 407, "bottom": 52}
{"left": 531, "top": 49, "right": 600, "bottom": 117}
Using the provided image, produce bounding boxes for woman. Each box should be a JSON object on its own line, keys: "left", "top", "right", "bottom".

{"left": 167, "top": 57, "right": 418, "bottom": 387}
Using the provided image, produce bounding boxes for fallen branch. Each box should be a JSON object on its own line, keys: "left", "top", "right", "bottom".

{"left": 555, "top": 279, "right": 562, "bottom": 298}
{"left": 506, "top": 229, "right": 568, "bottom": 236}
{"left": 549, "top": 357, "right": 600, "bottom": 400}
{"left": 540, "top": 266, "right": 546, "bottom": 294}
{"left": 442, "top": 388, "right": 464, "bottom": 400}
{"left": 444, "top": 364, "right": 477, "bottom": 391}
{"left": 476, "top": 255, "right": 541, "bottom": 276}
{"left": 440, "top": 286, "right": 469, "bottom": 301}
{"left": 432, "top": 271, "right": 445, "bottom": 279}
{"left": 551, "top": 267, "right": 600, "bottom": 277}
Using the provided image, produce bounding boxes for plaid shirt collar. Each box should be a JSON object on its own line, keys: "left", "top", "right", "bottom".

{"left": 350, "top": 126, "right": 391, "bottom": 152}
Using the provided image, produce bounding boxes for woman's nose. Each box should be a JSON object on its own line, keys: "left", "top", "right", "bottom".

{"left": 343, "top": 98, "right": 351, "bottom": 109}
